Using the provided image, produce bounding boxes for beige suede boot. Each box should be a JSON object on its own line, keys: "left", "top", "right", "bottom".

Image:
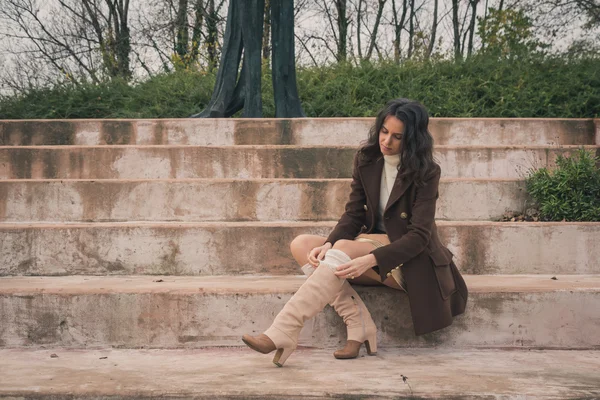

{"left": 302, "top": 263, "right": 377, "bottom": 359}
{"left": 242, "top": 249, "right": 350, "bottom": 366}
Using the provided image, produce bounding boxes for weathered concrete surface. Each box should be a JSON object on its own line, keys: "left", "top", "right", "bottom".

{"left": 1, "top": 118, "right": 597, "bottom": 146}
{"left": 1, "top": 348, "right": 599, "bottom": 399}
{"left": 1, "top": 222, "right": 598, "bottom": 276}
{"left": 0, "top": 274, "right": 599, "bottom": 349}
{"left": 0, "top": 178, "right": 529, "bottom": 223}
{"left": 2, "top": 145, "right": 598, "bottom": 179}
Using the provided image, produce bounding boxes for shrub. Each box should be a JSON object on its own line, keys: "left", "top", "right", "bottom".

{"left": 1, "top": 55, "right": 599, "bottom": 119}
{"left": 525, "top": 149, "right": 600, "bottom": 221}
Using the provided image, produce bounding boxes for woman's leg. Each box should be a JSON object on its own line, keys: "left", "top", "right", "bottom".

{"left": 289, "top": 234, "right": 327, "bottom": 266}
{"left": 332, "top": 239, "right": 404, "bottom": 290}
{"left": 289, "top": 233, "right": 403, "bottom": 289}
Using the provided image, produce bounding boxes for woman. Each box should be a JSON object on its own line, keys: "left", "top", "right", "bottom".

{"left": 242, "top": 98, "right": 468, "bottom": 366}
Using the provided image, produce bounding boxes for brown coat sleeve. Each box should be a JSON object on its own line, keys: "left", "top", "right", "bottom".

{"left": 371, "top": 164, "right": 441, "bottom": 281}
{"left": 326, "top": 153, "right": 367, "bottom": 245}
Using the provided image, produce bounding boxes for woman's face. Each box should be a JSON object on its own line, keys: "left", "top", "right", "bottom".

{"left": 379, "top": 115, "right": 404, "bottom": 156}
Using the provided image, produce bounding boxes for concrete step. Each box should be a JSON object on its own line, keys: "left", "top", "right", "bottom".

{"left": 0, "top": 178, "right": 529, "bottom": 223}
{"left": 2, "top": 145, "right": 598, "bottom": 179}
{"left": 1, "top": 274, "right": 599, "bottom": 349}
{"left": 2, "top": 118, "right": 598, "bottom": 146}
{"left": 2, "top": 221, "right": 598, "bottom": 276}
{"left": 1, "top": 348, "right": 599, "bottom": 399}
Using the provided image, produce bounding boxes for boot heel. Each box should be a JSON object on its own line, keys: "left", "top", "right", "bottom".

{"left": 273, "top": 347, "right": 294, "bottom": 367}
{"left": 364, "top": 334, "right": 377, "bottom": 355}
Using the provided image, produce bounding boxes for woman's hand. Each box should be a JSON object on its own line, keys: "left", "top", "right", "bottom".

{"left": 307, "top": 242, "right": 333, "bottom": 266}
{"left": 334, "top": 254, "right": 378, "bottom": 279}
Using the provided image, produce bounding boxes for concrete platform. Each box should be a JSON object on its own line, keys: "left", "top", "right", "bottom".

{"left": 1, "top": 118, "right": 597, "bottom": 146}
{"left": 1, "top": 274, "right": 600, "bottom": 349}
{"left": 1, "top": 347, "right": 599, "bottom": 399}
{"left": 0, "top": 178, "right": 529, "bottom": 222}
{"left": 1, "top": 221, "right": 599, "bottom": 276}
{"left": 2, "top": 145, "right": 598, "bottom": 179}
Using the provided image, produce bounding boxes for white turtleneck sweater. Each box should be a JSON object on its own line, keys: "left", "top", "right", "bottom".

{"left": 375, "top": 154, "right": 401, "bottom": 233}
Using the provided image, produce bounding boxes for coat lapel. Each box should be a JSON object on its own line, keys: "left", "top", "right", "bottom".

{"left": 384, "top": 172, "right": 414, "bottom": 213}
{"left": 358, "top": 157, "right": 383, "bottom": 219}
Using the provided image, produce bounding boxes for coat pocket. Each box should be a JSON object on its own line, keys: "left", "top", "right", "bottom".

{"left": 429, "top": 248, "right": 457, "bottom": 300}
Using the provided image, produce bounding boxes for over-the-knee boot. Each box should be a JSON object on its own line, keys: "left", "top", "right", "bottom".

{"left": 302, "top": 263, "right": 377, "bottom": 359}
{"left": 242, "top": 249, "right": 350, "bottom": 366}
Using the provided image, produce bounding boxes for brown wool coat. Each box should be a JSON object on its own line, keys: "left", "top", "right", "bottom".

{"left": 326, "top": 153, "right": 469, "bottom": 336}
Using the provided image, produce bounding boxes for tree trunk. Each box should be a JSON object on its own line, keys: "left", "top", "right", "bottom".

{"left": 452, "top": 0, "right": 462, "bottom": 61}
{"left": 239, "top": 0, "right": 265, "bottom": 117}
{"left": 335, "top": 0, "right": 348, "bottom": 62}
{"left": 175, "top": 0, "right": 189, "bottom": 59}
{"left": 366, "top": 0, "right": 387, "bottom": 60}
{"left": 426, "top": 0, "right": 438, "bottom": 59}
{"left": 105, "top": 0, "right": 131, "bottom": 79}
{"left": 206, "top": 0, "right": 219, "bottom": 71}
{"left": 190, "top": 0, "right": 205, "bottom": 64}
{"left": 391, "top": 0, "right": 408, "bottom": 64}
{"left": 271, "top": 0, "right": 305, "bottom": 117}
{"left": 192, "top": 0, "right": 244, "bottom": 117}
{"left": 357, "top": 0, "right": 364, "bottom": 60}
{"left": 263, "top": 0, "right": 271, "bottom": 61}
{"left": 467, "top": 0, "right": 479, "bottom": 57}
{"left": 407, "top": 0, "right": 415, "bottom": 59}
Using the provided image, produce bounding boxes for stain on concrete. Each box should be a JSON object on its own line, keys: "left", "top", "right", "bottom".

{"left": 8, "top": 149, "right": 33, "bottom": 179}
{"left": 279, "top": 119, "right": 293, "bottom": 145}
{"left": 74, "top": 233, "right": 126, "bottom": 273}
{"left": 101, "top": 121, "right": 134, "bottom": 145}
{"left": 234, "top": 120, "right": 281, "bottom": 145}
{"left": 0, "top": 121, "right": 76, "bottom": 145}
{"left": 42, "top": 149, "right": 58, "bottom": 179}
{"left": 231, "top": 181, "right": 259, "bottom": 220}
{"left": 16, "top": 258, "right": 37, "bottom": 274}
{"left": 178, "top": 335, "right": 200, "bottom": 344}
{"left": 159, "top": 240, "right": 183, "bottom": 275}
{"left": 559, "top": 119, "right": 595, "bottom": 145}
{"left": 153, "top": 120, "right": 166, "bottom": 145}
{"left": 26, "top": 312, "right": 60, "bottom": 345}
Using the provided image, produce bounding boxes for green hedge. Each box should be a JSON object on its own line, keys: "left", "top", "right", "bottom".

{"left": 1, "top": 54, "right": 599, "bottom": 119}
{"left": 526, "top": 149, "right": 600, "bottom": 221}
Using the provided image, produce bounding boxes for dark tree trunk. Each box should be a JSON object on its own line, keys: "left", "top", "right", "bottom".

{"left": 452, "top": 0, "right": 462, "bottom": 61}
{"left": 191, "top": 0, "right": 244, "bottom": 117}
{"left": 467, "top": 0, "right": 479, "bottom": 57}
{"left": 407, "top": 0, "right": 415, "bottom": 59}
{"left": 392, "top": 0, "right": 408, "bottom": 63}
{"left": 206, "top": 0, "right": 219, "bottom": 71}
{"left": 335, "top": 0, "right": 348, "bottom": 62}
{"left": 239, "top": 0, "right": 265, "bottom": 117}
{"left": 271, "top": 0, "right": 305, "bottom": 117}
{"left": 263, "top": 0, "right": 271, "bottom": 60}
{"left": 366, "top": 0, "right": 386, "bottom": 61}
{"left": 190, "top": 0, "right": 205, "bottom": 63}
{"left": 426, "top": 0, "right": 438, "bottom": 59}
{"left": 175, "top": 0, "right": 189, "bottom": 59}
{"left": 192, "top": 0, "right": 304, "bottom": 118}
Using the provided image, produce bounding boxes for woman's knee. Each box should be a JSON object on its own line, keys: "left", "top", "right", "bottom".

{"left": 289, "top": 234, "right": 324, "bottom": 264}
{"left": 290, "top": 234, "right": 313, "bottom": 254}
{"left": 331, "top": 239, "right": 355, "bottom": 255}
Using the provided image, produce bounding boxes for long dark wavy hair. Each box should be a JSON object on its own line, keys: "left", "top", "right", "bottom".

{"left": 358, "top": 98, "right": 436, "bottom": 187}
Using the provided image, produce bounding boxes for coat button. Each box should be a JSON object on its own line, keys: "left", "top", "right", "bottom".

{"left": 363, "top": 204, "right": 368, "bottom": 211}
{"left": 361, "top": 225, "right": 367, "bottom": 230}
{"left": 400, "top": 212, "right": 408, "bottom": 219}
